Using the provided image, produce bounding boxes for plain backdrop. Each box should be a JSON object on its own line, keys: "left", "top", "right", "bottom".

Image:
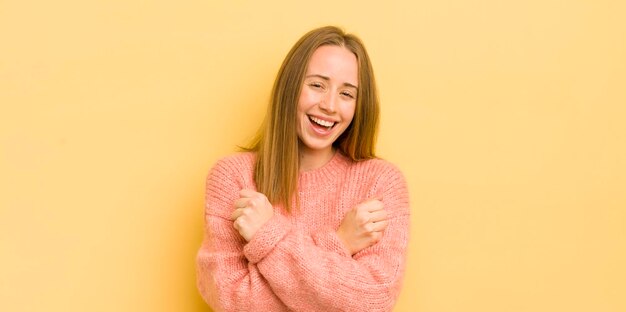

{"left": 1, "top": 1, "right": 625, "bottom": 311}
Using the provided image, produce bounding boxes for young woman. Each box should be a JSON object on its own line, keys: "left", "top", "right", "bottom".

{"left": 196, "top": 26, "right": 410, "bottom": 312}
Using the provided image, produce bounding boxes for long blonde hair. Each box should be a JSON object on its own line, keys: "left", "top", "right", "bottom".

{"left": 245, "top": 26, "right": 380, "bottom": 211}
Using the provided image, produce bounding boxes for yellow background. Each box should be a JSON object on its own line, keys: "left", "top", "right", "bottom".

{"left": 1, "top": 1, "right": 625, "bottom": 311}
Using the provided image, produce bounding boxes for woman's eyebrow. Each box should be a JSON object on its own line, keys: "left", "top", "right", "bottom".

{"left": 305, "top": 74, "right": 358, "bottom": 89}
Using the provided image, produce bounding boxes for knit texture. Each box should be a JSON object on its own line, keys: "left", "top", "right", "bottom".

{"left": 196, "top": 151, "right": 410, "bottom": 312}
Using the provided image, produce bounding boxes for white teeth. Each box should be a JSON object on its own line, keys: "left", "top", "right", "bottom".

{"left": 309, "top": 116, "right": 335, "bottom": 128}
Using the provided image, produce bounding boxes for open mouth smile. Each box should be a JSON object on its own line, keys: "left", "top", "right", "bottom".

{"left": 308, "top": 115, "right": 337, "bottom": 129}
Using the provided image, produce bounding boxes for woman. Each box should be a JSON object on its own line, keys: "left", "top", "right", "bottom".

{"left": 196, "top": 26, "right": 410, "bottom": 312}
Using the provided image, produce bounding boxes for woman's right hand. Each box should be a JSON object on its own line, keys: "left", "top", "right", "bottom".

{"left": 336, "top": 199, "right": 389, "bottom": 255}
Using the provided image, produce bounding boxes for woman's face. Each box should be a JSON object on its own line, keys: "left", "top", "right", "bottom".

{"left": 296, "top": 45, "right": 358, "bottom": 157}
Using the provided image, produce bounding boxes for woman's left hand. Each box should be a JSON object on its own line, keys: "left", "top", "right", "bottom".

{"left": 230, "top": 189, "right": 274, "bottom": 242}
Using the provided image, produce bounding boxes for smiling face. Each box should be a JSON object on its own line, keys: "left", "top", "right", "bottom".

{"left": 296, "top": 45, "right": 358, "bottom": 160}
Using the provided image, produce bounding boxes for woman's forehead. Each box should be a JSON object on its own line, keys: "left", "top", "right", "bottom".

{"left": 306, "top": 45, "right": 358, "bottom": 87}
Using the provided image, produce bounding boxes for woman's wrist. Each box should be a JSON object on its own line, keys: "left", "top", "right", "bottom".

{"left": 336, "top": 229, "right": 355, "bottom": 255}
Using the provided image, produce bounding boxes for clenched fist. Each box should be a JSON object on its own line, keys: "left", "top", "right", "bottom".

{"left": 230, "top": 189, "right": 274, "bottom": 242}
{"left": 337, "top": 199, "right": 389, "bottom": 255}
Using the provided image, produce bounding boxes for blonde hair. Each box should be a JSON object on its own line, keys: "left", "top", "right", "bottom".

{"left": 245, "top": 26, "right": 380, "bottom": 211}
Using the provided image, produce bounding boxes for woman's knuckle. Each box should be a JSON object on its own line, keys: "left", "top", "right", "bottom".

{"left": 372, "top": 233, "right": 381, "bottom": 242}
{"left": 364, "top": 223, "right": 373, "bottom": 232}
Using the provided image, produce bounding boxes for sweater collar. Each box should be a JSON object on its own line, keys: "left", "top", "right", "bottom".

{"left": 298, "top": 150, "right": 350, "bottom": 181}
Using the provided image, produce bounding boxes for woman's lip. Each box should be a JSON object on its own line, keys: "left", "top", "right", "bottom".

{"left": 307, "top": 114, "right": 338, "bottom": 123}
{"left": 308, "top": 116, "right": 334, "bottom": 136}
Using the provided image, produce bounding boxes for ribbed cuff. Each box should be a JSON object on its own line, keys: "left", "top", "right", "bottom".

{"left": 243, "top": 214, "right": 291, "bottom": 264}
{"left": 312, "top": 230, "right": 351, "bottom": 257}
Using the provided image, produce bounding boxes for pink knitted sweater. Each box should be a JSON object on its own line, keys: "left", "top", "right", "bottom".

{"left": 196, "top": 151, "right": 410, "bottom": 312}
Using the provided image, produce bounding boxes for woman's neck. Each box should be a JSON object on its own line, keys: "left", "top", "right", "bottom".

{"left": 299, "top": 146, "right": 336, "bottom": 172}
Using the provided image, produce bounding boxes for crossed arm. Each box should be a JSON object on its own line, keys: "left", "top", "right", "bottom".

{"left": 196, "top": 163, "right": 410, "bottom": 312}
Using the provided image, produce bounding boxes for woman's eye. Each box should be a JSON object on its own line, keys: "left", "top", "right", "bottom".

{"left": 341, "top": 91, "right": 355, "bottom": 99}
{"left": 310, "top": 83, "right": 323, "bottom": 89}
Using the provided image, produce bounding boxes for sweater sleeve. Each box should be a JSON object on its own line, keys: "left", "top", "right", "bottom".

{"left": 196, "top": 158, "right": 289, "bottom": 312}
{"left": 196, "top": 156, "right": 355, "bottom": 311}
{"left": 245, "top": 165, "right": 410, "bottom": 312}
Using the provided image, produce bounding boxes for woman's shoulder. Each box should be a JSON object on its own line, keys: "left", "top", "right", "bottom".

{"left": 346, "top": 156, "right": 409, "bottom": 212}
{"left": 208, "top": 152, "right": 256, "bottom": 177}
{"left": 350, "top": 156, "right": 405, "bottom": 179}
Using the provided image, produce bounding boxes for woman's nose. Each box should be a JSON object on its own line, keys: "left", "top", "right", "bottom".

{"left": 319, "top": 92, "right": 337, "bottom": 113}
